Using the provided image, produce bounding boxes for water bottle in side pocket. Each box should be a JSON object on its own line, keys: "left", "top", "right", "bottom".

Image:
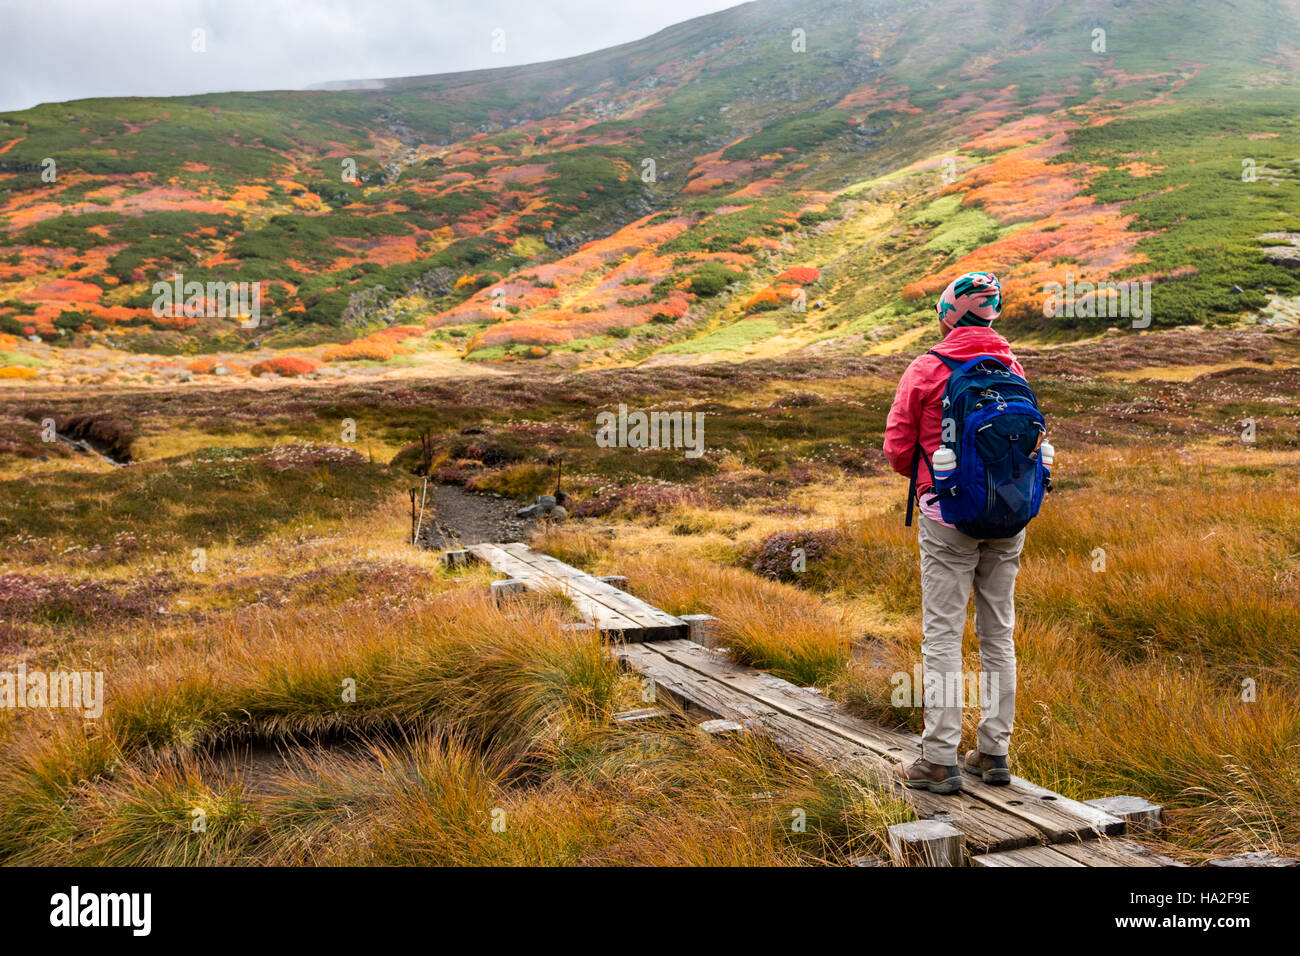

{"left": 932, "top": 445, "right": 957, "bottom": 489}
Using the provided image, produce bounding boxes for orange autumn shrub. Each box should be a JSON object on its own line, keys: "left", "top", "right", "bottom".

{"left": 322, "top": 340, "right": 396, "bottom": 362}
{"left": 368, "top": 325, "right": 423, "bottom": 343}
{"left": 775, "top": 266, "right": 821, "bottom": 285}
{"left": 230, "top": 184, "right": 271, "bottom": 203}
{"left": 952, "top": 138, "right": 1077, "bottom": 223}
{"left": 652, "top": 293, "right": 690, "bottom": 322}
{"left": 904, "top": 273, "right": 960, "bottom": 300}
{"left": 455, "top": 272, "right": 502, "bottom": 291}
{"left": 467, "top": 324, "right": 567, "bottom": 351}
{"left": 742, "top": 288, "right": 782, "bottom": 312}
{"left": 682, "top": 176, "right": 731, "bottom": 195}
{"left": 186, "top": 358, "right": 247, "bottom": 374}
{"left": 250, "top": 356, "right": 321, "bottom": 377}
{"left": 0, "top": 366, "right": 38, "bottom": 379}
{"left": 963, "top": 115, "right": 1070, "bottom": 153}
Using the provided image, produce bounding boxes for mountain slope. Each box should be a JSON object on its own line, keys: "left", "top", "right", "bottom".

{"left": 1, "top": 0, "right": 1299, "bottom": 383}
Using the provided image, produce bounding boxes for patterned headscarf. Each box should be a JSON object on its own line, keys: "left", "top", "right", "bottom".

{"left": 936, "top": 272, "right": 1002, "bottom": 329}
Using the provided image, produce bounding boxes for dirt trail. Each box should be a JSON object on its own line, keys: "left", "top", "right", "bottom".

{"left": 419, "top": 484, "right": 535, "bottom": 548}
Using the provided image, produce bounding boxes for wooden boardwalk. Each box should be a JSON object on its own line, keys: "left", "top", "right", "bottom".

{"left": 464, "top": 542, "right": 688, "bottom": 641}
{"left": 463, "top": 542, "right": 1184, "bottom": 867}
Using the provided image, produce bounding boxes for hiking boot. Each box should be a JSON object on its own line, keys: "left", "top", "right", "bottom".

{"left": 964, "top": 749, "right": 1011, "bottom": 785}
{"left": 894, "top": 757, "right": 963, "bottom": 794}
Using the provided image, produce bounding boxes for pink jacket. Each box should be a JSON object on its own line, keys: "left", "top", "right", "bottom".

{"left": 883, "top": 327, "right": 1025, "bottom": 514}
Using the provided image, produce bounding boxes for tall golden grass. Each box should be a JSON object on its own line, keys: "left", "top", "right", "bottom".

{"left": 0, "top": 588, "right": 908, "bottom": 865}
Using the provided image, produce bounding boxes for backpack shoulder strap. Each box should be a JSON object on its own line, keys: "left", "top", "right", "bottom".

{"left": 904, "top": 442, "right": 936, "bottom": 527}
{"left": 927, "top": 349, "right": 961, "bottom": 372}
{"left": 905, "top": 444, "right": 919, "bottom": 527}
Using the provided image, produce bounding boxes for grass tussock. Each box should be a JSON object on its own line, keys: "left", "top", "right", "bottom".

{"left": 267, "top": 726, "right": 911, "bottom": 866}
{"left": 1, "top": 710, "right": 912, "bottom": 866}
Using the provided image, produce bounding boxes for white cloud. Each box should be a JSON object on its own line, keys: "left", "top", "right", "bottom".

{"left": 0, "top": 0, "right": 744, "bottom": 111}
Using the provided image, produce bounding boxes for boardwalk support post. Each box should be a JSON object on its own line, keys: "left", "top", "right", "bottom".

{"left": 680, "top": 613, "right": 720, "bottom": 648}
{"left": 1085, "top": 795, "right": 1165, "bottom": 833}
{"left": 442, "top": 549, "right": 472, "bottom": 569}
{"left": 490, "top": 578, "right": 527, "bottom": 603}
{"left": 887, "top": 820, "right": 966, "bottom": 867}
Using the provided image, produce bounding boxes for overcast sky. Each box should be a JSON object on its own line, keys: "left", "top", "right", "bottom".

{"left": 0, "top": 0, "right": 746, "bottom": 112}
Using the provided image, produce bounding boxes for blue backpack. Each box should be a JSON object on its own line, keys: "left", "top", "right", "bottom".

{"left": 906, "top": 351, "right": 1051, "bottom": 539}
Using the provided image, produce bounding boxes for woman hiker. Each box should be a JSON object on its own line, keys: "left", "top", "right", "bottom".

{"left": 882, "top": 271, "right": 1051, "bottom": 795}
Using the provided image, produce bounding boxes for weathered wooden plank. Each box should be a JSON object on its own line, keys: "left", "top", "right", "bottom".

{"left": 640, "top": 639, "right": 1121, "bottom": 845}
{"left": 1052, "top": 838, "right": 1186, "bottom": 868}
{"left": 698, "top": 718, "right": 746, "bottom": 737}
{"left": 616, "top": 642, "right": 778, "bottom": 721}
{"left": 489, "top": 578, "right": 527, "bottom": 603}
{"left": 680, "top": 613, "right": 721, "bottom": 647}
{"left": 971, "top": 845, "right": 1087, "bottom": 868}
{"left": 1008, "top": 776, "right": 1127, "bottom": 838}
{"left": 468, "top": 543, "right": 644, "bottom": 634}
{"left": 499, "top": 543, "right": 687, "bottom": 638}
{"left": 499, "top": 544, "right": 677, "bottom": 629}
{"left": 649, "top": 640, "right": 919, "bottom": 749}
{"left": 478, "top": 543, "right": 685, "bottom": 640}
{"left": 974, "top": 838, "right": 1184, "bottom": 868}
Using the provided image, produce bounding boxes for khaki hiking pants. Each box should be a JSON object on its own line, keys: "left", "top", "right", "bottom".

{"left": 916, "top": 514, "right": 1025, "bottom": 767}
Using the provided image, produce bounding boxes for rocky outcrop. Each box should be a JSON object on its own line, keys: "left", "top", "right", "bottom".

{"left": 1258, "top": 233, "right": 1300, "bottom": 269}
